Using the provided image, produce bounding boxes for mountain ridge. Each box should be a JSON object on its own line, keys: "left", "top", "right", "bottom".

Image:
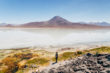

{"left": 20, "top": 16, "right": 109, "bottom": 28}
{"left": 1, "top": 16, "right": 110, "bottom": 28}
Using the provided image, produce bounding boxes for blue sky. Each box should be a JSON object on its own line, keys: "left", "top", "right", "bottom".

{"left": 0, "top": 0, "right": 110, "bottom": 24}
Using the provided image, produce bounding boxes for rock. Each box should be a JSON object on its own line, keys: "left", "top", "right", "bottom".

{"left": 105, "top": 55, "right": 110, "bottom": 61}
{"left": 95, "top": 53, "right": 104, "bottom": 57}
{"left": 102, "top": 62, "right": 110, "bottom": 67}
{"left": 107, "top": 70, "right": 110, "bottom": 73}
{"left": 40, "top": 53, "right": 110, "bottom": 73}
{"left": 86, "top": 53, "right": 92, "bottom": 57}
{"left": 97, "top": 60, "right": 103, "bottom": 64}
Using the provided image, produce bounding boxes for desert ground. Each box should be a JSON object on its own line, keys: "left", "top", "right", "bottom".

{"left": 0, "top": 46, "right": 110, "bottom": 73}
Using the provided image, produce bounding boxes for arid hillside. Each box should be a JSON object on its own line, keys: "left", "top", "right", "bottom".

{"left": 0, "top": 46, "right": 110, "bottom": 73}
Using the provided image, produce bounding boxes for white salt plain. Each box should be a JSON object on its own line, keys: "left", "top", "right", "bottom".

{"left": 0, "top": 28, "right": 110, "bottom": 49}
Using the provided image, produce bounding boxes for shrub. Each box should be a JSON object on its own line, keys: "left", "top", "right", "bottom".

{"left": 2, "top": 57, "right": 18, "bottom": 73}
{"left": 14, "top": 53, "right": 33, "bottom": 60}
{"left": 76, "top": 51, "right": 83, "bottom": 55}
{"left": 96, "top": 52, "right": 99, "bottom": 55}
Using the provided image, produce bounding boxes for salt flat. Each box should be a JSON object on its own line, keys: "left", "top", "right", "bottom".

{"left": 0, "top": 28, "right": 110, "bottom": 49}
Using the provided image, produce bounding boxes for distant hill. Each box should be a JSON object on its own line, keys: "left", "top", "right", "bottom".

{"left": 0, "top": 23, "right": 8, "bottom": 26}
{"left": 80, "top": 22, "right": 110, "bottom": 26}
{"left": 1, "top": 16, "right": 110, "bottom": 29}
{"left": 0, "top": 23, "right": 14, "bottom": 27}
{"left": 89, "top": 22, "right": 110, "bottom": 26}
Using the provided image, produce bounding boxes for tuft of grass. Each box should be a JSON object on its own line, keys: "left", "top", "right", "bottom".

{"left": 58, "top": 52, "right": 75, "bottom": 61}
{"left": 89, "top": 46, "right": 110, "bottom": 54}
{"left": 15, "top": 70, "right": 24, "bottom": 73}
{"left": 27, "top": 57, "right": 49, "bottom": 65}
{"left": 13, "top": 53, "right": 33, "bottom": 60}
{"left": 0, "top": 71, "right": 5, "bottom": 73}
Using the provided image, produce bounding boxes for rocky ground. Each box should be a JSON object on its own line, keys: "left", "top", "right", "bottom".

{"left": 39, "top": 53, "right": 110, "bottom": 73}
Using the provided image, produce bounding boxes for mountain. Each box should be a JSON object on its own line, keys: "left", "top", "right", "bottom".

{"left": 80, "top": 22, "right": 110, "bottom": 26}
{"left": 48, "top": 16, "right": 71, "bottom": 25}
{"left": 0, "top": 23, "right": 8, "bottom": 26}
{"left": 90, "top": 22, "right": 110, "bottom": 26}
{"left": 0, "top": 23, "right": 14, "bottom": 27}
{"left": 21, "top": 16, "right": 72, "bottom": 27}
{"left": 20, "top": 16, "right": 105, "bottom": 28}
{"left": 1, "top": 16, "right": 110, "bottom": 28}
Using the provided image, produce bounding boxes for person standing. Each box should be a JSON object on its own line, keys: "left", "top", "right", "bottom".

{"left": 55, "top": 52, "right": 58, "bottom": 63}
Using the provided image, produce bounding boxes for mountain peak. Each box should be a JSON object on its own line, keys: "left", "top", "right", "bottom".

{"left": 49, "top": 16, "right": 69, "bottom": 22}
{"left": 52, "top": 16, "right": 63, "bottom": 19}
